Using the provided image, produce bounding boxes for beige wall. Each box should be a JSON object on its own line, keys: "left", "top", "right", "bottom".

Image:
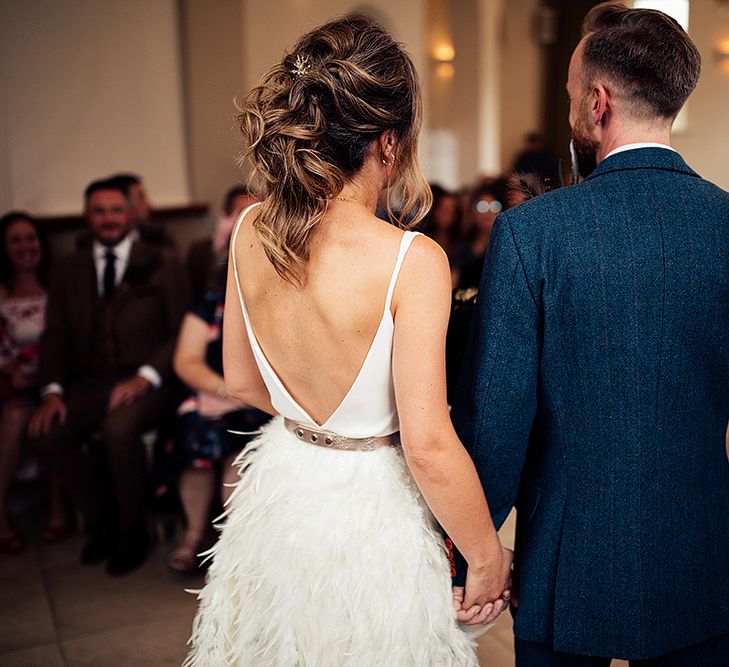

{"left": 240, "top": 0, "right": 428, "bottom": 181}
{"left": 179, "top": 0, "right": 427, "bottom": 210}
{"left": 0, "top": 67, "right": 12, "bottom": 212}
{"left": 499, "top": 0, "right": 542, "bottom": 173}
{"left": 423, "top": 0, "right": 461, "bottom": 188}
{"left": 451, "top": 0, "right": 480, "bottom": 187}
{"left": 0, "top": 0, "right": 190, "bottom": 215}
{"left": 241, "top": 1, "right": 426, "bottom": 93}
{"left": 672, "top": 2, "right": 729, "bottom": 190}
{"left": 429, "top": 0, "right": 543, "bottom": 188}
{"left": 181, "top": 0, "right": 246, "bottom": 214}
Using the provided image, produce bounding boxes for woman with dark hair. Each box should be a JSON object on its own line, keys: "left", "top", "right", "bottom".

{"left": 452, "top": 179, "right": 507, "bottom": 289}
{"left": 184, "top": 15, "right": 511, "bottom": 666}
{"left": 0, "top": 212, "right": 67, "bottom": 552}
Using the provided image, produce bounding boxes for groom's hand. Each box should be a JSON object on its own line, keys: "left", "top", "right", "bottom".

{"left": 457, "top": 547, "right": 514, "bottom": 625}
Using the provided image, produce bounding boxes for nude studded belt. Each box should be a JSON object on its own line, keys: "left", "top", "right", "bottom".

{"left": 283, "top": 418, "right": 400, "bottom": 452}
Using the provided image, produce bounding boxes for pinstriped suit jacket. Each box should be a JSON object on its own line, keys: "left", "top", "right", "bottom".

{"left": 451, "top": 148, "right": 729, "bottom": 659}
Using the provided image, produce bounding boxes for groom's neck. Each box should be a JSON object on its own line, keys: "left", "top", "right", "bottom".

{"left": 596, "top": 115, "right": 673, "bottom": 163}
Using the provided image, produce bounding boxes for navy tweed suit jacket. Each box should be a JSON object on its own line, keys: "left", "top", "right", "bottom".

{"left": 451, "top": 148, "right": 729, "bottom": 659}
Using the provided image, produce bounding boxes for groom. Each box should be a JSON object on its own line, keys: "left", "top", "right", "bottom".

{"left": 452, "top": 3, "right": 729, "bottom": 665}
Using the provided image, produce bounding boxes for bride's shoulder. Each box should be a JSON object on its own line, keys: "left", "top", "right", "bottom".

{"left": 404, "top": 233, "right": 449, "bottom": 274}
{"left": 394, "top": 232, "right": 451, "bottom": 299}
{"left": 366, "top": 221, "right": 448, "bottom": 272}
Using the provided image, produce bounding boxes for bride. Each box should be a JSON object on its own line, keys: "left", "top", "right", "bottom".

{"left": 185, "top": 14, "right": 511, "bottom": 666}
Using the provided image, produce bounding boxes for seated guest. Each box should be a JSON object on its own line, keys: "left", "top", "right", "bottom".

{"left": 186, "top": 186, "right": 257, "bottom": 303}
{"left": 0, "top": 212, "right": 68, "bottom": 552}
{"left": 420, "top": 184, "right": 463, "bottom": 287}
{"left": 29, "top": 179, "right": 188, "bottom": 576}
{"left": 452, "top": 178, "right": 506, "bottom": 289}
{"left": 169, "top": 264, "right": 270, "bottom": 572}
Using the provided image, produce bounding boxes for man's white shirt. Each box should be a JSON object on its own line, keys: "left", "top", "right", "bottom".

{"left": 604, "top": 142, "right": 676, "bottom": 159}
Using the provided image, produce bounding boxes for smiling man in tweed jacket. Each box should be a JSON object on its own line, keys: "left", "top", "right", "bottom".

{"left": 29, "top": 178, "right": 187, "bottom": 577}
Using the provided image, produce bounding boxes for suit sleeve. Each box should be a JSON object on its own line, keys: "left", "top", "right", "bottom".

{"left": 37, "top": 262, "right": 71, "bottom": 388}
{"left": 451, "top": 213, "right": 541, "bottom": 530}
{"left": 145, "top": 252, "right": 189, "bottom": 381}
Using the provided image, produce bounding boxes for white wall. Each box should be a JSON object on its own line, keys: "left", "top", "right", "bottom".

{"left": 0, "top": 0, "right": 190, "bottom": 214}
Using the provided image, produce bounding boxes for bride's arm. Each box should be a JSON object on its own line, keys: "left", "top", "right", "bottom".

{"left": 222, "top": 255, "right": 276, "bottom": 415}
{"left": 392, "top": 235, "right": 510, "bottom": 615}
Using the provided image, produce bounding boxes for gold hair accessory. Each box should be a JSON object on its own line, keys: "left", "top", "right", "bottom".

{"left": 290, "top": 54, "right": 311, "bottom": 77}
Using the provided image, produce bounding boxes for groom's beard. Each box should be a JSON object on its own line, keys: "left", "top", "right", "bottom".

{"left": 570, "top": 116, "right": 599, "bottom": 180}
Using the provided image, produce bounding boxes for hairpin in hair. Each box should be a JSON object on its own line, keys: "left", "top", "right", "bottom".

{"left": 290, "top": 54, "right": 311, "bottom": 77}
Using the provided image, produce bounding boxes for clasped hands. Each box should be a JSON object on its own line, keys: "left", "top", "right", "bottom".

{"left": 28, "top": 375, "right": 152, "bottom": 438}
{"left": 453, "top": 546, "right": 514, "bottom": 627}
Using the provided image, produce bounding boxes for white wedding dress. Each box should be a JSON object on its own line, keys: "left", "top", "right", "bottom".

{"left": 184, "top": 206, "right": 478, "bottom": 666}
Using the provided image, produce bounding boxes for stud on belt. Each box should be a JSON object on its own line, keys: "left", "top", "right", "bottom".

{"left": 283, "top": 418, "right": 400, "bottom": 452}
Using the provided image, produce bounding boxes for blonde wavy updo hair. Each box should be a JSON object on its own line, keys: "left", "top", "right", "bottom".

{"left": 238, "top": 14, "right": 431, "bottom": 285}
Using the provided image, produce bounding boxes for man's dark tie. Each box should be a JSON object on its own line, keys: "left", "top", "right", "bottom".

{"left": 103, "top": 250, "right": 116, "bottom": 299}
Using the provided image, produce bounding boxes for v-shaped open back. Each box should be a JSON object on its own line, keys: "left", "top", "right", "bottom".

{"left": 229, "top": 203, "right": 420, "bottom": 438}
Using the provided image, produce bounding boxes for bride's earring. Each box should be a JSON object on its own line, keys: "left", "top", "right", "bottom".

{"left": 381, "top": 141, "right": 396, "bottom": 166}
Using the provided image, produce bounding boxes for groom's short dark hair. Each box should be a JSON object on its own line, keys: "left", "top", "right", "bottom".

{"left": 582, "top": 2, "right": 701, "bottom": 120}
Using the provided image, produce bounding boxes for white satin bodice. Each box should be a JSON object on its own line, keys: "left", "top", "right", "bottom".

{"left": 230, "top": 203, "right": 419, "bottom": 438}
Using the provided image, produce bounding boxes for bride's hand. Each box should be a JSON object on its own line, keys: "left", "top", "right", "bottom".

{"left": 453, "top": 586, "right": 483, "bottom": 623}
{"left": 461, "top": 547, "right": 514, "bottom": 626}
{"left": 454, "top": 584, "right": 512, "bottom": 626}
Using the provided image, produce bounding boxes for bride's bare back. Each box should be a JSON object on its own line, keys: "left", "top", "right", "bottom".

{"left": 232, "top": 201, "right": 406, "bottom": 426}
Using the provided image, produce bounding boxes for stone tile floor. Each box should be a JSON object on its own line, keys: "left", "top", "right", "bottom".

{"left": 0, "top": 506, "right": 629, "bottom": 666}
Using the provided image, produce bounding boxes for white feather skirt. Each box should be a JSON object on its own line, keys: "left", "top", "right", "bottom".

{"left": 183, "top": 417, "right": 479, "bottom": 666}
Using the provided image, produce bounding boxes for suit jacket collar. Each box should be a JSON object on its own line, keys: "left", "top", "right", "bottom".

{"left": 117, "top": 241, "right": 161, "bottom": 298}
{"left": 92, "top": 234, "right": 134, "bottom": 263}
{"left": 583, "top": 147, "right": 700, "bottom": 183}
{"left": 79, "top": 239, "right": 158, "bottom": 307}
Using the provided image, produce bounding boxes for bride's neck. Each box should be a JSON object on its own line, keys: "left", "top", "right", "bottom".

{"left": 337, "top": 166, "right": 385, "bottom": 213}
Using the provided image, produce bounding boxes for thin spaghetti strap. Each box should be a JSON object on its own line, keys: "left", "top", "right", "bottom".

{"left": 384, "top": 231, "right": 421, "bottom": 311}
{"left": 229, "top": 202, "right": 262, "bottom": 318}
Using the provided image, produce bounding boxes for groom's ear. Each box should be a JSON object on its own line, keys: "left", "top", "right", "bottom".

{"left": 590, "top": 83, "right": 611, "bottom": 127}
